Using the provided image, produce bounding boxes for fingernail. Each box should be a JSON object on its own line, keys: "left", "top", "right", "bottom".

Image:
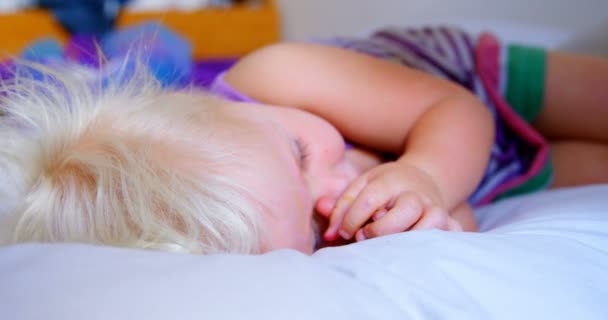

{"left": 355, "top": 229, "right": 367, "bottom": 242}
{"left": 338, "top": 229, "right": 350, "bottom": 240}
{"left": 372, "top": 209, "right": 387, "bottom": 221}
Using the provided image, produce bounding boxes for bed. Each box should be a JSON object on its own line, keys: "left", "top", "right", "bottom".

{"left": 1, "top": 2, "right": 607, "bottom": 319}
{"left": 1, "top": 185, "right": 607, "bottom": 319}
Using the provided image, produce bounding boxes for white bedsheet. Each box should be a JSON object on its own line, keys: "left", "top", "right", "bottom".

{"left": 1, "top": 185, "right": 607, "bottom": 320}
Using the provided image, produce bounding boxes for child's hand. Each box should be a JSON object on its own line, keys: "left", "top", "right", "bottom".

{"left": 323, "top": 161, "right": 462, "bottom": 242}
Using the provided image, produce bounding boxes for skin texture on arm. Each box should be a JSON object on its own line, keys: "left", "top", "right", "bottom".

{"left": 225, "top": 42, "right": 493, "bottom": 236}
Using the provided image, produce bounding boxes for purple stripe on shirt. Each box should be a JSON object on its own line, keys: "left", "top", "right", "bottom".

{"left": 373, "top": 30, "right": 462, "bottom": 82}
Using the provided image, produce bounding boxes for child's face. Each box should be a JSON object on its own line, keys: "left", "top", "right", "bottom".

{"left": 221, "top": 102, "right": 359, "bottom": 254}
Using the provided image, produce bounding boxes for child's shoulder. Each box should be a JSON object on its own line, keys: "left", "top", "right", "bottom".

{"left": 226, "top": 42, "right": 354, "bottom": 79}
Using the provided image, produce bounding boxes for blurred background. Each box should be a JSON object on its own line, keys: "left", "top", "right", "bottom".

{"left": 0, "top": 0, "right": 606, "bottom": 86}
{"left": 278, "top": 0, "right": 608, "bottom": 54}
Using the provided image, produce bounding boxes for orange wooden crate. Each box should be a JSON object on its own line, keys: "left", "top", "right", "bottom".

{"left": 0, "top": 0, "right": 280, "bottom": 59}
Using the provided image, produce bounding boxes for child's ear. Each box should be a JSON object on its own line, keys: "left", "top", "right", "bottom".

{"left": 315, "top": 196, "right": 336, "bottom": 218}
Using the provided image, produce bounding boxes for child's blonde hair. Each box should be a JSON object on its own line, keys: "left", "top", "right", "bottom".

{"left": 0, "top": 60, "right": 264, "bottom": 254}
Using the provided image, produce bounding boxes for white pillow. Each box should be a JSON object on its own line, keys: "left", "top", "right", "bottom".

{"left": 1, "top": 185, "right": 607, "bottom": 320}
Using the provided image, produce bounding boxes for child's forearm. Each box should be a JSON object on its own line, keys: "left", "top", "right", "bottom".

{"left": 398, "top": 92, "right": 494, "bottom": 211}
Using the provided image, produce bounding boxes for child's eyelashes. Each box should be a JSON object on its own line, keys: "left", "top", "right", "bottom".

{"left": 294, "top": 137, "right": 311, "bottom": 170}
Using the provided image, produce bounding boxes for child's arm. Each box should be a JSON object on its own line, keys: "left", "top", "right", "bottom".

{"left": 225, "top": 43, "right": 493, "bottom": 238}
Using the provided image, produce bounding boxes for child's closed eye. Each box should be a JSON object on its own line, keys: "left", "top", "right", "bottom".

{"left": 294, "top": 137, "right": 311, "bottom": 170}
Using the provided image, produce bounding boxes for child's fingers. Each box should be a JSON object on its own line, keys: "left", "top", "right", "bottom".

{"left": 354, "top": 208, "right": 388, "bottom": 241}
{"left": 323, "top": 175, "right": 368, "bottom": 241}
{"left": 356, "top": 192, "right": 425, "bottom": 240}
{"left": 372, "top": 208, "right": 388, "bottom": 221}
{"left": 336, "top": 179, "right": 395, "bottom": 239}
{"left": 408, "top": 206, "right": 450, "bottom": 231}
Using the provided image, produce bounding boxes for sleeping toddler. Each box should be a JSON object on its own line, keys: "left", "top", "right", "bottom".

{"left": 1, "top": 26, "right": 607, "bottom": 254}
